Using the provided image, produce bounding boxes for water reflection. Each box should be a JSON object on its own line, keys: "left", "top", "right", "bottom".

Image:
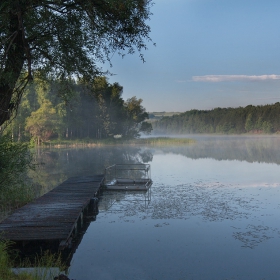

{"left": 29, "top": 136, "right": 280, "bottom": 198}
{"left": 98, "top": 180, "right": 280, "bottom": 249}
{"left": 67, "top": 136, "right": 280, "bottom": 280}
{"left": 99, "top": 189, "right": 152, "bottom": 212}
{"left": 30, "top": 146, "right": 154, "bottom": 195}
{"left": 17, "top": 136, "right": 280, "bottom": 279}
{"left": 154, "top": 135, "right": 280, "bottom": 164}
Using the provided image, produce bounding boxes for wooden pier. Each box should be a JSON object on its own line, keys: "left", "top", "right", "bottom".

{"left": 0, "top": 175, "right": 104, "bottom": 249}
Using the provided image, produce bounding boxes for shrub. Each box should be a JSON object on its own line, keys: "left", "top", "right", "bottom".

{"left": 0, "top": 135, "right": 34, "bottom": 211}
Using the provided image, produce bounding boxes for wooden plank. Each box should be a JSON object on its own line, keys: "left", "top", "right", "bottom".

{"left": 105, "top": 185, "right": 150, "bottom": 191}
{"left": 0, "top": 175, "right": 103, "bottom": 243}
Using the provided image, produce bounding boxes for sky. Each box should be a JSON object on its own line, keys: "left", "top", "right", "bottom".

{"left": 106, "top": 0, "right": 280, "bottom": 112}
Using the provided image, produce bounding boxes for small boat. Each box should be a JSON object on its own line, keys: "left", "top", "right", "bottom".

{"left": 103, "top": 164, "right": 152, "bottom": 191}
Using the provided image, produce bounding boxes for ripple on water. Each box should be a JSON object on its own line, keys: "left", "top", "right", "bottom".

{"left": 99, "top": 180, "right": 280, "bottom": 248}
{"left": 232, "top": 224, "right": 280, "bottom": 249}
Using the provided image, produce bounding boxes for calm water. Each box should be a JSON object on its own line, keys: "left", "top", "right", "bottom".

{"left": 37, "top": 136, "right": 280, "bottom": 280}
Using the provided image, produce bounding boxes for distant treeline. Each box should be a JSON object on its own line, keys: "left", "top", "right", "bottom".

{"left": 6, "top": 77, "right": 152, "bottom": 144}
{"left": 148, "top": 112, "right": 181, "bottom": 121}
{"left": 152, "top": 103, "right": 280, "bottom": 134}
{"left": 155, "top": 136, "right": 280, "bottom": 165}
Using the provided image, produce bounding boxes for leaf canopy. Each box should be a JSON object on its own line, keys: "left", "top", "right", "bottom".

{"left": 0, "top": 0, "right": 154, "bottom": 126}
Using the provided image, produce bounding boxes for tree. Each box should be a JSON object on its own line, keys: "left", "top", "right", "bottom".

{"left": 0, "top": 0, "right": 154, "bottom": 126}
{"left": 245, "top": 113, "right": 254, "bottom": 132}
{"left": 122, "top": 96, "right": 152, "bottom": 138}
{"left": 25, "top": 78, "right": 64, "bottom": 141}
{"left": 5, "top": 76, "right": 152, "bottom": 142}
{"left": 152, "top": 103, "right": 280, "bottom": 135}
{"left": 25, "top": 99, "right": 63, "bottom": 144}
{"left": 93, "top": 77, "right": 125, "bottom": 138}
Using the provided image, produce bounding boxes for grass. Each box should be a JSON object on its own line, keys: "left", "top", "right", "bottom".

{"left": 0, "top": 240, "right": 32, "bottom": 280}
{"left": 126, "top": 137, "right": 196, "bottom": 145}
{"left": 0, "top": 240, "right": 67, "bottom": 280}
{"left": 41, "top": 137, "right": 196, "bottom": 148}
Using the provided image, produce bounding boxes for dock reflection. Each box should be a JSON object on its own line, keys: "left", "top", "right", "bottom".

{"left": 98, "top": 188, "right": 152, "bottom": 212}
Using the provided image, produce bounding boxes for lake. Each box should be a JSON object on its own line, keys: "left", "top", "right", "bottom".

{"left": 34, "top": 135, "right": 280, "bottom": 280}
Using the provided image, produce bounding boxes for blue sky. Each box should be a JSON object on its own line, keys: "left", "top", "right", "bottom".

{"left": 106, "top": 0, "right": 280, "bottom": 112}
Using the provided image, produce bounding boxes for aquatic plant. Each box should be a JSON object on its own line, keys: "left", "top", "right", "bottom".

{"left": 127, "top": 137, "right": 196, "bottom": 145}
{"left": 19, "top": 250, "right": 68, "bottom": 280}
{"left": 0, "top": 240, "right": 67, "bottom": 280}
{"left": 41, "top": 137, "right": 196, "bottom": 148}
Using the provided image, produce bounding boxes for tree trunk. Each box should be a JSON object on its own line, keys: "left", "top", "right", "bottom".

{"left": 0, "top": 12, "right": 25, "bottom": 126}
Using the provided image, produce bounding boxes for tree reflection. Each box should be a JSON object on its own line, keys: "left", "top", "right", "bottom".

{"left": 29, "top": 136, "right": 280, "bottom": 196}
{"left": 30, "top": 146, "right": 154, "bottom": 195}
{"left": 154, "top": 136, "right": 280, "bottom": 165}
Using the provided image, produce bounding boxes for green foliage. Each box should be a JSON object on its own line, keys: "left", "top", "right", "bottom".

{"left": 26, "top": 100, "right": 63, "bottom": 144}
{"left": 0, "top": 0, "right": 154, "bottom": 126}
{"left": 153, "top": 103, "right": 280, "bottom": 135}
{"left": 245, "top": 113, "right": 254, "bottom": 132}
{"left": 0, "top": 135, "right": 34, "bottom": 210}
{"left": 0, "top": 240, "right": 66, "bottom": 280}
{"left": 123, "top": 96, "right": 152, "bottom": 138}
{"left": 19, "top": 251, "right": 67, "bottom": 280}
{"left": 262, "top": 121, "right": 273, "bottom": 133}
{"left": 0, "top": 239, "right": 11, "bottom": 280}
{"left": 7, "top": 78, "right": 151, "bottom": 143}
{"left": 0, "top": 240, "right": 33, "bottom": 280}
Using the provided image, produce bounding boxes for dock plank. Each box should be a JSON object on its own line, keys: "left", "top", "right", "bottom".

{"left": 0, "top": 175, "right": 103, "bottom": 243}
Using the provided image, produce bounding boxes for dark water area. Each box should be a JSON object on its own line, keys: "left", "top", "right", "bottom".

{"left": 29, "top": 136, "right": 280, "bottom": 279}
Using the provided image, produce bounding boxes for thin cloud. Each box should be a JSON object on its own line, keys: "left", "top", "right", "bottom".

{"left": 255, "top": 97, "right": 280, "bottom": 100}
{"left": 192, "top": 75, "right": 280, "bottom": 82}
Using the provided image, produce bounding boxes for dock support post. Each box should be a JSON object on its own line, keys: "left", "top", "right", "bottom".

{"left": 89, "top": 197, "right": 99, "bottom": 214}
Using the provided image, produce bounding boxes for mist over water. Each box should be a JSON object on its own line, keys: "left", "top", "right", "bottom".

{"left": 33, "top": 135, "right": 280, "bottom": 279}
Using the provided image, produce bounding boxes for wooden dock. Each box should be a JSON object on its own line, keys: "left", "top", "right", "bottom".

{"left": 0, "top": 175, "right": 104, "bottom": 249}
{"left": 104, "top": 178, "right": 152, "bottom": 191}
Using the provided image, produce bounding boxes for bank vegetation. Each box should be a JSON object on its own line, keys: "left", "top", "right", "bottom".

{"left": 153, "top": 103, "right": 280, "bottom": 135}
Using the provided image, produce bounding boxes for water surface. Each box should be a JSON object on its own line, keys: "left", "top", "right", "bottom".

{"left": 36, "top": 136, "right": 280, "bottom": 280}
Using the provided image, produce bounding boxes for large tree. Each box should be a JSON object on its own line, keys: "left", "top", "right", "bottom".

{"left": 122, "top": 96, "right": 152, "bottom": 138}
{"left": 0, "top": 0, "right": 154, "bottom": 126}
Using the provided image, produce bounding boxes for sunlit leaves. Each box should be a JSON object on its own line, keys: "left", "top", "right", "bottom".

{"left": 0, "top": 0, "right": 154, "bottom": 125}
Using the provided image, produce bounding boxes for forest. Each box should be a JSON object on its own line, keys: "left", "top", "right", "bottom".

{"left": 4, "top": 77, "right": 152, "bottom": 144}
{"left": 152, "top": 103, "right": 280, "bottom": 134}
